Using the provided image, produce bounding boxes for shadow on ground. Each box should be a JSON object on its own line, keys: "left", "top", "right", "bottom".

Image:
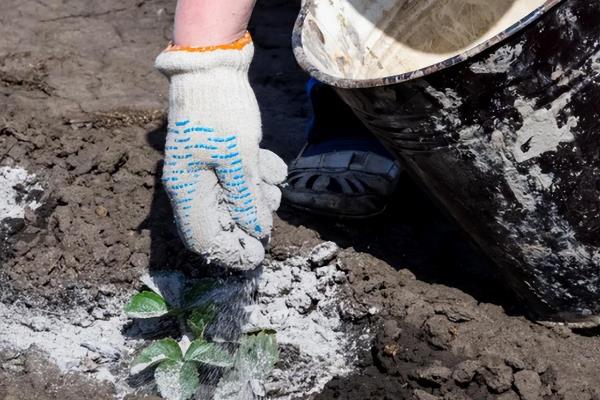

{"left": 139, "top": 0, "right": 525, "bottom": 319}
{"left": 277, "top": 173, "right": 527, "bottom": 318}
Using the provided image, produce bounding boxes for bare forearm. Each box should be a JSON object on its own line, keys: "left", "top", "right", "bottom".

{"left": 174, "top": 0, "right": 257, "bottom": 47}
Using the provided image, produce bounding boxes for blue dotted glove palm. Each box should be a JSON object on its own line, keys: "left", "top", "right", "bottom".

{"left": 156, "top": 37, "right": 287, "bottom": 270}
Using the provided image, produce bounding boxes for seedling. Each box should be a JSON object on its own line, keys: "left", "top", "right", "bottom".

{"left": 125, "top": 272, "right": 279, "bottom": 400}
{"left": 215, "top": 330, "right": 280, "bottom": 399}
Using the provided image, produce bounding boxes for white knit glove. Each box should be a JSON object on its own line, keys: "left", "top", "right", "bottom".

{"left": 155, "top": 34, "right": 287, "bottom": 270}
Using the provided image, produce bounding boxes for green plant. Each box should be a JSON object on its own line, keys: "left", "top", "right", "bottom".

{"left": 125, "top": 272, "right": 278, "bottom": 400}
{"left": 220, "top": 330, "right": 280, "bottom": 398}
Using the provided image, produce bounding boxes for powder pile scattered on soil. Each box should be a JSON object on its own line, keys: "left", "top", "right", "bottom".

{"left": 248, "top": 242, "right": 366, "bottom": 399}
{"left": 0, "top": 166, "right": 42, "bottom": 220}
{"left": 0, "top": 239, "right": 366, "bottom": 400}
{"left": 0, "top": 291, "right": 131, "bottom": 385}
{"left": 211, "top": 241, "right": 368, "bottom": 400}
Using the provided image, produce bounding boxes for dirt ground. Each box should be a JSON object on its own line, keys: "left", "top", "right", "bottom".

{"left": 0, "top": 0, "right": 599, "bottom": 399}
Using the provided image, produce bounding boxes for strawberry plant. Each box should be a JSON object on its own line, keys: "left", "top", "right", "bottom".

{"left": 214, "top": 329, "right": 279, "bottom": 399}
{"left": 125, "top": 272, "right": 278, "bottom": 400}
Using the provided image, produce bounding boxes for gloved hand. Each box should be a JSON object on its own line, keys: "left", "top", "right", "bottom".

{"left": 155, "top": 33, "right": 287, "bottom": 270}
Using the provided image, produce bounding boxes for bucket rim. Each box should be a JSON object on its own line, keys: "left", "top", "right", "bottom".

{"left": 292, "top": 0, "right": 564, "bottom": 89}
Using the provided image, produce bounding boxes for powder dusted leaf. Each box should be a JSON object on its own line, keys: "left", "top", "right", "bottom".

{"left": 187, "top": 303, "right": 217, "bottom": 339}
{"left": 131, "top": 338, "right": 183, "bottom": 375}
{"left": 124, "top": 291, "right": 170, "bottom": 319}
{"left": 214, "top": 332, "right": 279, "bottom": 398}
{"left": 184, "top": 339, "right": 233, "bottom": 368}
{"left": 213, "top": 378, "right": 254, "bottom": 400}
{"left": 155, "top": 360, "right": 199, "bottom": 400}
{"left": 183, "top": 279, "right": 221, "bottom": 308}
{"left": 235, "top": 331, "right": 279, "bottom": 380}
{"left": 140, "top": 271, "right": 186, "bottom": 309}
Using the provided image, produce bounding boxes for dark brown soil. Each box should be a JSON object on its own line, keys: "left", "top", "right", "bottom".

{"left": 277, "top": 180, "right": 600, "bottom": 400}
{"left": 0, "top": 0, "right": 306, "bottom": 309}
{"left": 0, "top": 347, "right": 115, "bottom": 400}
{"left": 1, "top": 0, "right": 599, "bottom": 399}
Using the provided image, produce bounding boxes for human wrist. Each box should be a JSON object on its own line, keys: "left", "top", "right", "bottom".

{"left": 155, "top": 33, "right": 254, "bottom": 77}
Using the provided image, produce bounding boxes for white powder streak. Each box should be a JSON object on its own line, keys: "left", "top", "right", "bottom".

{"left": 470, "top": 43, "right": 523, "bottom": 74}
{"left": 512, "top": 93, "right": 578, "bottom": 163}
{"left": 214, "top": 242, "right": 367, "bottom": 400}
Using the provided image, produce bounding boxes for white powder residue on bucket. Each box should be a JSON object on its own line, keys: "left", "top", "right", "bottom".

{"left": 469, "top": 42, "right": 524, "bottom": 74}
{"left": 0, "top": 166, "right": 43, "bottom": 220}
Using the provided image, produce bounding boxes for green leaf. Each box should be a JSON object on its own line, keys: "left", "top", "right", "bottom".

{"left": 155, "top": 360, "right": 199, "bottom": 400}
{"left": 124, "top": 291, "right": 170, "bottom": 319}
{"left": 184, "top": 339, "right": 233, "bottom": 368}
{"left": 183, "top": 279, "right": 220, "bottom": 308}
{"left": 187, "top": 303, "right": 217, "bottom": 339}
{"left": 235, "top": 331, "right": 279, "bottom": 380}
{"left": 131, "top": 338, "right": 183, "bottom": 375}
{"left": 140, "top": 272, "right": 186, "bottom": 308}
